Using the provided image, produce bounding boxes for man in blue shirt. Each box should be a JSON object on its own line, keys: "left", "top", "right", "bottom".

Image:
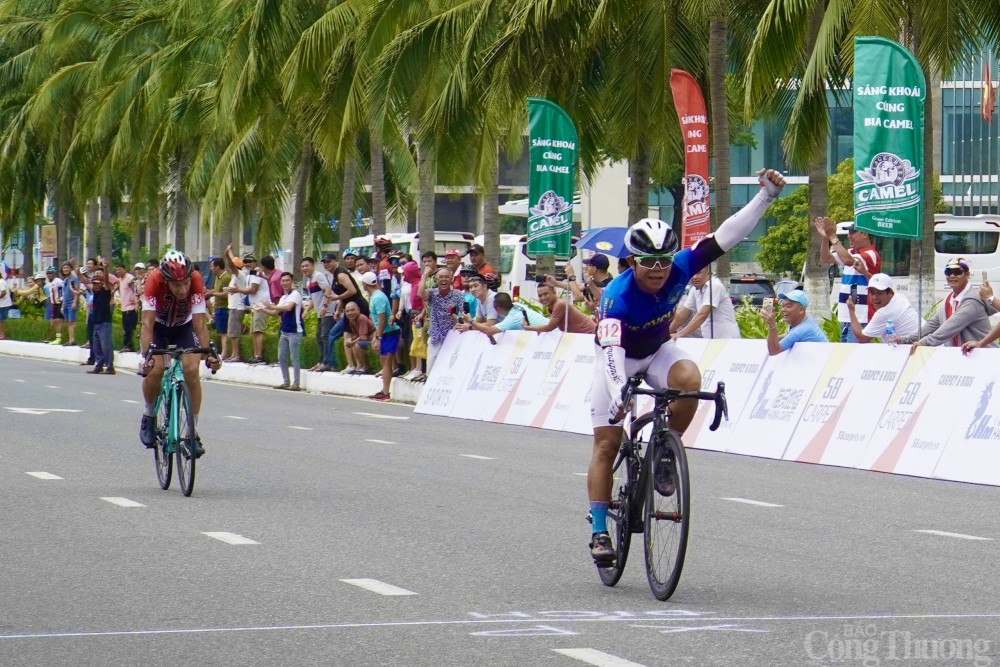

{"left": 460, "top": 292, "right": 546, "bottom": 337}
{"left": 762, "top": 289, "right": 828, "bottom": 355}
{"left": 362, "top": 271, "right": 400, "bottom": 401}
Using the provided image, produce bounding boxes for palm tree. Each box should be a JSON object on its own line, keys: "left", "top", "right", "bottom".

{"left": 748, "top": 0, "right": 998, "bottom": 312}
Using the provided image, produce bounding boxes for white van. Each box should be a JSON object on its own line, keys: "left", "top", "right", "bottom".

{"left": 932, "top": 215, "right": 1000, "bottom": 298}
{"left": 348, "top": 232, "right": 475, "bottom": 262}
{"left": 477, "top": 234, "right": 584, "bottom": 303}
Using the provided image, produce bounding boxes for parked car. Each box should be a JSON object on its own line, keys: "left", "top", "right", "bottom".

{"left": 773, "top": 279, "right": 804, "bottom": 297}
{"left": 729, "top": 274, "right": 775, "bottom": 307}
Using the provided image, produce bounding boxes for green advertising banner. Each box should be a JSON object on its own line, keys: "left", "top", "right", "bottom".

{"left": 527, "top": 98, "right": 578, "bottom": 257}
{"left": 853, "top": 37, "right": 926, "bottom": 240}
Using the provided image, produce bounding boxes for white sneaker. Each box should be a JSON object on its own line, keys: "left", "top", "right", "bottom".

{"left": 403, "top": 370, "right": 419, "bottom": 381}
{"left": 341, "top": 366, "right": 356, "bottom": 374}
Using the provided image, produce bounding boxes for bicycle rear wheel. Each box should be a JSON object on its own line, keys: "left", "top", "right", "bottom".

{"left": 154, "top": 395, "right": 173, "bottom": 490}
{"left": 644, "top": 428, "right": 690, "bottom": 601}
{"left": 175, "top": 381, "right": 197, "bottom": 497}
{"left": 597, "top": 415, "right": 650, "bottom": 586}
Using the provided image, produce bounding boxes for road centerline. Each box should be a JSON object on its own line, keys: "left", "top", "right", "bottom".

{"left": 339, "top": 579, "right": 417, "bottom": 596}
{"left": 202, "top": 532, "right": 260, "bottom": 545}
{"left": 721, "top": 497, "right": 783, "bottom": 508}
{"left": 913, "top": 529, "right": 992, "bottom": 541}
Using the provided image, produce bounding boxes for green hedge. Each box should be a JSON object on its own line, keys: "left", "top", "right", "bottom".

{"left": 3, "top": 307, "right": 391, "bottom": 372}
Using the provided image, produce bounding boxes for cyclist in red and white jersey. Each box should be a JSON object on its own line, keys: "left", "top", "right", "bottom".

{"left": 138, "top": 250, "right": 220, "bottom": 456}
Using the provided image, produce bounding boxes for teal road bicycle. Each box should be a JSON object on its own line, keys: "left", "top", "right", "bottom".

{"left": 139, "top": 345, "right": 217, "bottom": 497}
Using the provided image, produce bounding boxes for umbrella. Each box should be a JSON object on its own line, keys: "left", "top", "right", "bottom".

{"left": 575, "top": 226, "right": 629, "bottom": 258}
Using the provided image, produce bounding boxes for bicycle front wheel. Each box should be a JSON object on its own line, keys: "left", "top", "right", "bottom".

{"left": 597, "top": 415, "right": 649, "bottom": 587}
{"left": 154, "top": 395, "right": 173, "bottom": 490}
{"left": 644, "top": 428, "right": 690, "bottom": 601}
{"left": 175, "top": 381, "right": 197, "bottom": 497}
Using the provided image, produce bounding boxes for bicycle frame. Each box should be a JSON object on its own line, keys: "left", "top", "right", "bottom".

{"left": 153, "top": 357, "right": 186, "bottom": 453}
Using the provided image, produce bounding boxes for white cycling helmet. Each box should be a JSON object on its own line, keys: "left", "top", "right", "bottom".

{"left": 624, "top": 218, "right": 679, "bottom": 256}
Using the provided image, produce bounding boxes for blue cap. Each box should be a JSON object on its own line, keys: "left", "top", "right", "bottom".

{"left": 778, "top": 289, "right": 809, "bottom": 308}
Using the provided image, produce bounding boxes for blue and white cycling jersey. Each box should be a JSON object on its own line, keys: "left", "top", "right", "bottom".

{"left": 597, "top": 238, "right": 723, "bottom": 358}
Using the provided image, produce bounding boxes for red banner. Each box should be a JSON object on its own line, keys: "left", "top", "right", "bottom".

{"left": 669, "top": 69, "right": 711, "bottom": 249}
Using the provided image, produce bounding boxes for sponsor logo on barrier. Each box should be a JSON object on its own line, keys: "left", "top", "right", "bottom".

{"left": 965, "top": 382, "right": 1000, "bottom": 441}
{"left": 748, "top": 372, "right": 805, "bottom": 423}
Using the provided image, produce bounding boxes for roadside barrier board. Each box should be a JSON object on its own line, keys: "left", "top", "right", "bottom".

{"left": 784, "top": 344, "right": 909, "bottom": 468}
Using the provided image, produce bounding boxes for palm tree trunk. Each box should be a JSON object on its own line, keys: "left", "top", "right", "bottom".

{"left": 628, "top": 144, "right": 650, "bottom": 224}
{"left": 911, "top": 26, "right": 936, "bottom": 323}
{"left": 291, "top": 140, "right": 313, "bottom": 270}
{"left": 369, "top": 135, "right": 387, "bottom": 236}
{"left": 173, "top": 149, "right": 189, "bottom": 252}
{"left": 21, "top": 210, "right": 35, "bottom": 276}
{"left": 417, "top": 143, "right": 436, "bottom": 256}
{"left": 99, "top": 196, "right": 112, "bottom": 261}
{"left": 339, "top": 151, "right": 358, "bottom": 251}
{"left": 149, "top": 209, "right": 160, "bottom": 259}
{"left": 804, "top": 2, "right": 830, "bottom": 320}
{"left": 85, "top": 200, "right": 98, "bottom": 260}
{"left": 482, "top": 156, "right": 500, "bottom": 272}
{"left": 129, "top": 220, "right": 141, "bottom": 267}
{"left": 709, "top": 16, "right": 731, "bottom": 281}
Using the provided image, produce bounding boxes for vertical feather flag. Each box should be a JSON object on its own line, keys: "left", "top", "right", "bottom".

{"left": 984, "top": 59, "right": 996, "bottom": 123}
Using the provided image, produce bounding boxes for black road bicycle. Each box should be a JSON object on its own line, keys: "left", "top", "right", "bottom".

{"left": 595, "top": 375, "right": 727, "bottom": 600}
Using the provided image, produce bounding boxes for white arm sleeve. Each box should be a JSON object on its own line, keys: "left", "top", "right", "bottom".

{"left": 713, "top": 186, "right": 781, "bottom": 252}
{"left": 602, "top": 344, "right": 628, "bottom": 402}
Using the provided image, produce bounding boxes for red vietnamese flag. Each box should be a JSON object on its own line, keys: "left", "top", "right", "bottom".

{"left": 669, "top": 69, "right": 711, "bottom": 249}
{"left": 984, "top": 59, "right": 997, "bottom": 123}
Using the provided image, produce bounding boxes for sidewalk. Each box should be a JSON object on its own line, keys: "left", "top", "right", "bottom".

{"left": 0, "top": 340, "right": 425, "bottom": 405}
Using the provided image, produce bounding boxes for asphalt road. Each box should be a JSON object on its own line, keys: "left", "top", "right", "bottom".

{"left": 2, "top": 355, "right": 999, "bottom": 667}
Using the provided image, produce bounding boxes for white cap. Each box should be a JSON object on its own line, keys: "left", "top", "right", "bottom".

{"left": 133, "top": 262, "right": 146, "bottom": 270}
{"left": 868, "top": 273, "right": 893, "bottom": 291}
{"left": 360, "top": 271, "right": 378, "bottom": 286}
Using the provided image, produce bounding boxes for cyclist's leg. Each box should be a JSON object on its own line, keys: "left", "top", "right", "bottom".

{"left": 646, "top": 342, "right": 701, "bottom": 433}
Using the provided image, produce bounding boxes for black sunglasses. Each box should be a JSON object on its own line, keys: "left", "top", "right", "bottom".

{"left": 944, "top": 268, "right": 968, "bottom": 277}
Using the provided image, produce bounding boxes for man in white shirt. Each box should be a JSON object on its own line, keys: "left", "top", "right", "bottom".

{"left": 224, "top": 245, "right": 271, "bottom": 364}
{"left": 670, "top": 266, "right": 741, "bottom": 339}
{"left": 847, "top": 273, "right": 918, "bottom": 343}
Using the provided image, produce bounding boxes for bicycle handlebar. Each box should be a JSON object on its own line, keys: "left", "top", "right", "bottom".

{"left": 610, "top": 376, "right": 728, "bottom": 431}
{"left": 138, "top": 343, "right": 220, "bottom": 377}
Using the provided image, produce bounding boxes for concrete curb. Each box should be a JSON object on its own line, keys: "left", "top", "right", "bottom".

{"left": 0, "top": 340, "right": 425, "bottom": 405}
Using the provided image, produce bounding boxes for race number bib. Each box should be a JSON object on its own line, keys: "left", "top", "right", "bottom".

{"left": 597, "top": 318, "right": 623, "bottom": 347}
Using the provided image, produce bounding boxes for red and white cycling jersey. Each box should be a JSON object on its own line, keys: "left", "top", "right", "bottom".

{"left": 141, "top": 268, "right": 207, "bottom": 327}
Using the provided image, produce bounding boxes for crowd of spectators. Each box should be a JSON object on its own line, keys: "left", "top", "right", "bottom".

{"left": 4, "top": 213, "right": 998, "bottom": 398}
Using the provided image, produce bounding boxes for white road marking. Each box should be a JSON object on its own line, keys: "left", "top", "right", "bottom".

{"left": 101, "top": 497, "right": 146, "bottom": 508}
{"left": 45, "top": 385, "right": 60, "bottom": 389}
{"left": 365, "top": 439, "right": 397, "bottom": 445}
{"left": 14, "top": 379, "right": 25, "bottom": 383}
{"left": 225, "top": 416, "right": 248, "bottom": 420}
{"left": 339, "top": 579, "right": 417, "bottom": 596}
{"left": 202, "top": 532, "right": 260, "bottom": 545}
{"left": 914, "top": 529, "right": 992, "bottom": 541}
{"left": 2, "top": 612, "right": 1000, "bottom": 641}
{"left": 26, "top": 472, "right": 63, "bottom": 480}
{"left": 573, "top": 473, "right": 588, "bottom": 477}
{"left": 471, "top": 625, "right": 578, "bottom": 637}
{"left": 4, "top": 407, "right": 82, "bottom": 415}
{"left": 352, "top": 412, "right": 409, "bottom": 421}
{"left": 461, "top": 455, "right": 495, "bottom": 460}
{"left": 121, "top": 399, "right": 140, "bottom": 404}
{"left": 553, "top": 648, "right": 648, "bottom": 667}
{"left": 288, "top": 426, "right": 312, "bottom": 431}
{"left": 82, "top": 391, "right": 97, "bottom": 395}
{"left": 721, "top": 497, "right": 783, "bottom": 508}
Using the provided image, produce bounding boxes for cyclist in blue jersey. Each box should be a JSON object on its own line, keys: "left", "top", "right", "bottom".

{"left": 588, "top": 168, "right": 786, "bottom": 564}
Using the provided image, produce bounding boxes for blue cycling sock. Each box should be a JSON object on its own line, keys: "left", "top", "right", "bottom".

{"left": 590, "top": 501, "right": 610, "bottom": 534}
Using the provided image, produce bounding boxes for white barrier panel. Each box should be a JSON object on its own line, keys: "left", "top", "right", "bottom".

{"left": 727, "top": 342, "right": 834, "bottom": 459}
{"left": 783, "top": 344, "right": 909, "bottom": 468}
{"left": 534, "top": 334, "right": 598, "bottom": 434}
{"left": 934, "top": 358, "right": 1000, "bottom": 485}
{"left": 684, "top": 339, "right": 768, "bottom": 452}
{"left": 857, "top": 347, "right": 977, "bottom": 478}
{"left": 448, "top": 330, "right": 523, "bottom": 422}
{"left": 483, "top": 332, "right": 539, "bottom": 424}
{"left": 503, "top": 331, "right": 571, "bottom": 427}
{"left": 414, "top": 331, "right": 485, "bottom": 416}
